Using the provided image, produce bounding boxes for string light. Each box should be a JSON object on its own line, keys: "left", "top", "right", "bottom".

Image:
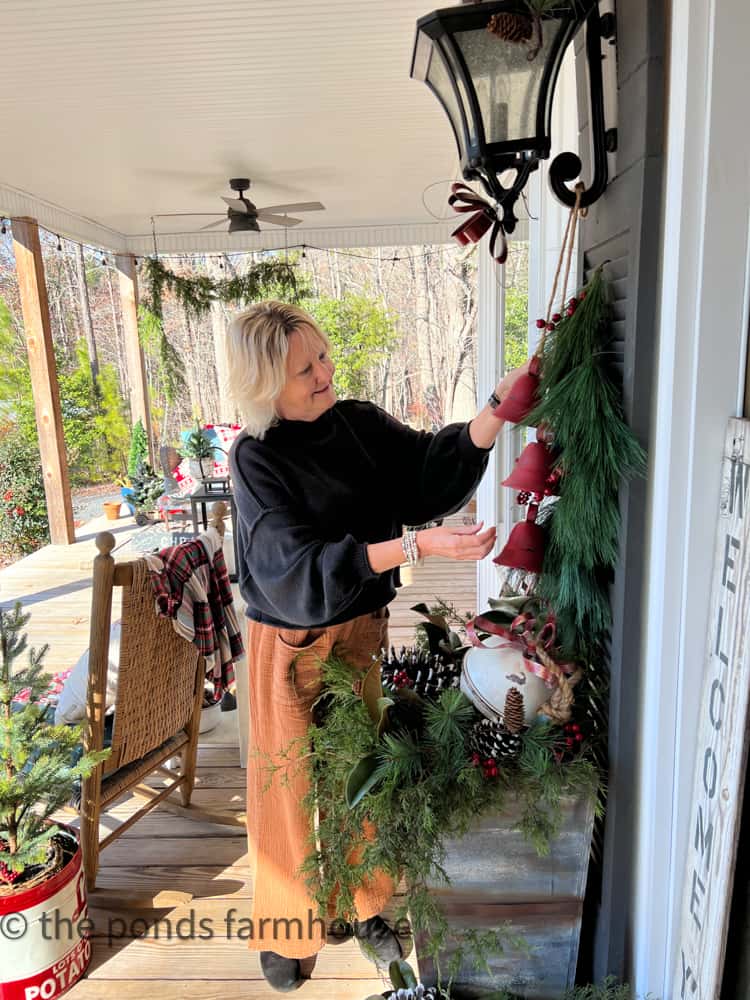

{"left": 3, "top": 218, "right": 463, "bottom": 269}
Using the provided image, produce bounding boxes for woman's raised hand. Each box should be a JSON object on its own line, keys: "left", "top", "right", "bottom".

{"left": 416, "top": 521, "right": 497, "bottom": 562}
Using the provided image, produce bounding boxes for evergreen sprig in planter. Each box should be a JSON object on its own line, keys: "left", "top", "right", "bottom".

{"left": 0, "top": 604, "right": 110, "bottom": 999}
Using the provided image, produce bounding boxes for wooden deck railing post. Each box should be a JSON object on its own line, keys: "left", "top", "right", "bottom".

{"left": 115, "top": 253, "right": 153, "bottom": 463}
{"left": 11, "top": 216, "right": 75, "bottom": 545}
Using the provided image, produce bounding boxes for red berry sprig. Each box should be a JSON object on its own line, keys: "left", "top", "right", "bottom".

{"left": 393, "top": 669, "right": 412, "bottom": 689}
{"left": 0, "top": 841, "right": 21, "bottom": 885}
{"left": 482, "top": 757, "right": 499, "bottom": 780}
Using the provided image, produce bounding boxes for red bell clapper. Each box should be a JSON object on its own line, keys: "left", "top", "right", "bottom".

{"left": 494, "top": 504, "right": 545, "bottom": 574}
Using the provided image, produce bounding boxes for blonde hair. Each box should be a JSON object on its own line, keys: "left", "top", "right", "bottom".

{"left": 225, "top": 300, "right": 330, "bottom": 439}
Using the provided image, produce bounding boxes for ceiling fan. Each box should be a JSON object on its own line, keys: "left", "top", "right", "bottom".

{"left": 199, "top": 178, "right": 325, "bottom": 233}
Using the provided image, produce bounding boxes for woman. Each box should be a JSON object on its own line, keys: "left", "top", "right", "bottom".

{"left": 227, "top": 301, "right": 528, "bottom": 992}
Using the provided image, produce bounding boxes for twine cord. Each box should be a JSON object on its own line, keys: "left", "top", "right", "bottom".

{"left": 536, "top": 182, "right": 585, "bottom": 357}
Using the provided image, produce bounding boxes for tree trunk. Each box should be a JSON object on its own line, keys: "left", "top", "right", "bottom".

{"left": 105, "top": 267, "right": 130, "bottom": 399}
{"left": 75, "top": 244, "right": 100, "bottom": 382}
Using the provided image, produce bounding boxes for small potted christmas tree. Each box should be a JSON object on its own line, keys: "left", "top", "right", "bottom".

{"left": 180, "top": 419, "right": 215, "bottom": 483}
{"left": 0, "top": 603, "right": 109, "bottom": 997}
{"left": 130, "top": 459, "right": 165, "bottom": 526}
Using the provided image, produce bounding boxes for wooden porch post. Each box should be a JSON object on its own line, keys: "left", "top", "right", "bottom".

{"left": 11, "top": 217, "right": 75, "bottom": 545}
{"left": 115, "top": 253, "right": 153, "bottom": 463}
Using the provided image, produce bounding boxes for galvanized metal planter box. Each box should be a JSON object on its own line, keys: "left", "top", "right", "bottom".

{"left": 415, "top": 793, "right": 595, "bottom": 999}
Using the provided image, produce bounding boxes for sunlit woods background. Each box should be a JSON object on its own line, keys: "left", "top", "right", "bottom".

{"left": 0, "top": 229, "right": 528, "bottom": 560}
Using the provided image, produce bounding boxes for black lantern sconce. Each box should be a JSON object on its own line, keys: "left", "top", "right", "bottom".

{"left": 410, "top": 1, "right": 615, "bottom": 234}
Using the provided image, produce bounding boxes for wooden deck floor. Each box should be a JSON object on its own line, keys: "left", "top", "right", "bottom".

{"left": 2, "top": 508, "right": 477, "bottom": 998}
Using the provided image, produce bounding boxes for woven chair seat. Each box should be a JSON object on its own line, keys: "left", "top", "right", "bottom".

{"left": 100, "top": 731, "right": 189, "bottom": 806}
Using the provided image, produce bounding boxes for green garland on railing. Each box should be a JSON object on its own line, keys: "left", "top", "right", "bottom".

{"left": 140, "top": 255, "right": 300, "bottom": 319}
{"left": 526, "top": 268, "right": 647, "bottom": 658}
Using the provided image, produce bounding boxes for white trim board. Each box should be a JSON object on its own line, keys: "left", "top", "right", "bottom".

{"left": 0, "top": 179, "right": 529, "bottom": 254}
{"left": 633, "top": 0, "right": 750, "bottom": 995}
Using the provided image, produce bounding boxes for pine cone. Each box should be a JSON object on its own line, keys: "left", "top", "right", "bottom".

{"left": 381, "top": 646, "right": 461, "bottom": 699}
{"left": 503, "top": 687, "right": 525, "bottom": 733}
{"left": 386, "top": 986, "right": 445, "bottom": 999}
{"left": 470, "top": 718, "right": 522, "bottom": 762}
{"left": 487, "top": 12, "right": 533, "bottom": 43}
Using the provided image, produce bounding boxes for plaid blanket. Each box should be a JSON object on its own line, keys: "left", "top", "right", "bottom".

{"left": 145, "top": 531, "right": 244, "bottom": 697}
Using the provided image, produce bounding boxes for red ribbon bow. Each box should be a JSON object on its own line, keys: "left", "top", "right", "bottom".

{"left": 448, "top": 182, "right": 508, "bottom": 264}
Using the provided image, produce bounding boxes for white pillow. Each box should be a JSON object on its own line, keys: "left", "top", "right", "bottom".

{"left": 54, "top": 622, "right": 121, "bottom": 725}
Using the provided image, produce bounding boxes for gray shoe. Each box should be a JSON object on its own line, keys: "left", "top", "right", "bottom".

{"left": 259, "top": 951, "right": 304, "bottom": 992}
{"left": 354, "top": 915, "right": 403, "bottom": 969}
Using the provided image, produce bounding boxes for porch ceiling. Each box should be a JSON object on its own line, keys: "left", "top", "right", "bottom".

{"left": 0, "top": 0, "right": 474, "bottom": 253}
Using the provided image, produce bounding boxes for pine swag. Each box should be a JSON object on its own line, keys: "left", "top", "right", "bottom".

{"left": 141, "top": 255, "right": 300, "bottom": 320}
{"left": 136, "top": 255, "right": 301, "bottom": 404}
{"left": 526, "top": 268, "right": 646, "bottom": 657}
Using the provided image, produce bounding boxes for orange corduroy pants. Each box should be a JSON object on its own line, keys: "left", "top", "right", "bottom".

{"left": 244, "top": 608, "right": 394, "bottom": 959}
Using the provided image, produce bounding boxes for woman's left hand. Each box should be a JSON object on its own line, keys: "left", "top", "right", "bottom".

{"left": 495, "top": 358, "right": 532, "bottom": 404}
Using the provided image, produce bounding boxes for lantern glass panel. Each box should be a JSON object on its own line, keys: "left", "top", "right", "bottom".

{"left": 453, "top": 23, "right": 558, "bottom": 145}
{"left": 426, "top": 45, "right": 464, "bottom": 151}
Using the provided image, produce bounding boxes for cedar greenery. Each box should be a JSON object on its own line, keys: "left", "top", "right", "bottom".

{"left": 272, "top": 653, "right": 599, "bottom": 989}
{"left": 140, "top": 255, "right": 300, "bottom": 319}
{"left": 526, "top": 269, "right": 646, "bottom": 657}
{"left": 0, "top": 603, "right": 110, "bottom": 879}
{"left": 137, "top": 304, "right": 186, "bottom": 406}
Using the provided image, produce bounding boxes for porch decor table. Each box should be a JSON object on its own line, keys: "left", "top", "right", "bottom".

{"left": 225, "top": 299, "right": 528, "bottom": 994}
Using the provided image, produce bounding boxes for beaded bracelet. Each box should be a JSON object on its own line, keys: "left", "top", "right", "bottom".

{"left": 402, "top": 529, "right": 421, "bottom": 566}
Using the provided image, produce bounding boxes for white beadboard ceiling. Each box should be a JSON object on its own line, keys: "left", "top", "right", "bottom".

{"left": 0, "top": 0, "right": 478, "bottom": 253}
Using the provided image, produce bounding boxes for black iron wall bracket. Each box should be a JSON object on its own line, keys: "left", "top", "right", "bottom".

{"left": 549, "top": 3, "right": 616, "bottom": 210}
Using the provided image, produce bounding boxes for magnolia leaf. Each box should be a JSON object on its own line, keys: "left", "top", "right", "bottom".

{"left": 389, "top": 959, "right": 418, "bottom": 990}
{"left": 376, "top": 696, "right": 395, "bottom": 737}
{"left": 345, "top": 753, "right": 382, "bottom": 809}
{"left": 421, "top": 623, "right": 451, "bottom": 655}
{"left": 410, "top": 603, "right": 449, "bottom": 633}
{"left": 361, "top": 660, "right": 385, "bottom": 724}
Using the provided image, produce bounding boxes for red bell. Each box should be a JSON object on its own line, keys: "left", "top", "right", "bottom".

{"left": 502, "top": 441, "right": 554, "bottom": 493}
{"left": 494, "top": 355, "right": 541, "bottom": 425}
{"left": 493, "top": 505, "right": 545, "bottom": 573}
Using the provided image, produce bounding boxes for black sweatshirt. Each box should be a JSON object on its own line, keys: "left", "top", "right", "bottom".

{"left": 228, "top": 400, "right": 491, "bottom": 629}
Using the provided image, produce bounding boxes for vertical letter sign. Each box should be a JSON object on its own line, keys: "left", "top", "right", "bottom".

{"left": 675, "top": 418, "right": 750, "bottom": 998}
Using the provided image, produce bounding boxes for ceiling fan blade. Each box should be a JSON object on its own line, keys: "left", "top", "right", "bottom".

{"left": 221, "top": 196, "right": 252, "bottom": 213}
{"left": 256, "top": 201, "right": 325, "bottom": 214}
{"left": 199, "top": 218, "right": 229, "bottom": 231}
{"left": 256, "top": 213, "right": 303, "bottom": 227}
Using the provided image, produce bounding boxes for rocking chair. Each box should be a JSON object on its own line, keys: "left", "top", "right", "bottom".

{"left": 69, "top": 502, "right": 245, "bottom": 892}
